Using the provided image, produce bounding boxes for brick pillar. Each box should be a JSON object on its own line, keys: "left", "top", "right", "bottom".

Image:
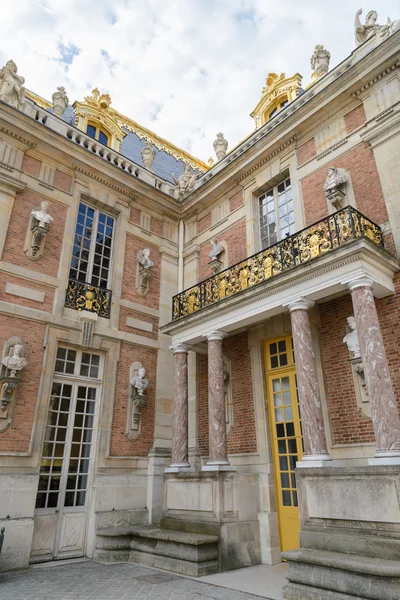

{"left": 167, "top": 344, "right": 190, "bottom": 471}
{"left": 288, "top": 299, "right": 331, "bottom": 463}
{"left": 348, "top": 277, "right": 400, "bottom": 457}
{"left": 203, "top": 331, "right": 234, "bottom": 471}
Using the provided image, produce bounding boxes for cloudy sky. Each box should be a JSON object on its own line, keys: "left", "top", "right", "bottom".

{"left": 1, "top": 1, "right": 399, "bottom": 161}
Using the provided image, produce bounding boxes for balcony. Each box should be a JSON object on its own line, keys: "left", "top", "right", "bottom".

{"left": 172, "top": 207, "right": 384, "bottom": 322}
{"left": 64, "top": 279, "right": 112, "bottom": 318}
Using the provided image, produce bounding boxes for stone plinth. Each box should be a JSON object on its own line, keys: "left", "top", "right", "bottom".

{"left": 283, "top": 464, "right": 400, "bottom": 600}
{"left": 348, "top": 278, "right": 400, "bottom": 456}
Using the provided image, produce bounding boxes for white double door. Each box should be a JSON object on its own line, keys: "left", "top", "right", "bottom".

{"left": 31, "top": 351, "right": 100, "bottom": 562}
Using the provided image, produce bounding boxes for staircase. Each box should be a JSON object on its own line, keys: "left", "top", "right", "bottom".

{"left": 94, "top": 525, "right": 219, "bottom": 576}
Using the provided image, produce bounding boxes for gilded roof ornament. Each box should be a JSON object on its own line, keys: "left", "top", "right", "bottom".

{"left": 84, "top": 88, "right": 112, "bottom": 109}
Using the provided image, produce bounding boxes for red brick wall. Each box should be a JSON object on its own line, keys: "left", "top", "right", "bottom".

{"left": 301, "top": 144, "right": 389, "bottom": 226}
{"left": 229, "top": 189, "right": 244, "bottom": 212}
{"left": 0, "top": 273, "right": 54, "bottom": 312}
{"left": 297, "top": 137, "right": 317, "bottom": 166}
{"left": 53, "top": 170, "right": 72, "bottom": 193}
{"left": 198, "top": 213, "right": 211, "bottom": 234}
{"left": 344, "top": 104, "right": 366, "bottom": 133}
{"left": 151, "top": 217, "right": 163, "bottom": 236}
{"left": 197, "top": 332, "right": 257, "bottom": 456}
{"left": 110, "top": 342, "right": 157, "bottom": 456}
{"left": 121, "top": 234, "right": 160, "bottom": 310}
{"left": 319, "top": 295, "right": 375, "bottom": 444}
{"left": 0, "top": 315, "right": 46, "bottom": 453}
{"left": 119, "top": 306, "right": 159, "bottom": 340}
{"left": 2, "top": 190, "right": 67, "bottom": 277}
{"left": 130, "top": 207, "right": 141, "bottom": 225}
{"left": 22, "top": 155, "right": 41, "bottom": 178}
{"left": 319, "top": 276, "right": 400, "bottom": 445}
{"left": 198, "top": 218, "right": 247, "bottom": 281}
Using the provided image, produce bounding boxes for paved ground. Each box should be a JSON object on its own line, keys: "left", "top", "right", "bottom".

{"left": 200, "top": 563, "right": 287, "bottom": 600}
{"left": 0, "top": 560, "right": 274, "bottom": 600}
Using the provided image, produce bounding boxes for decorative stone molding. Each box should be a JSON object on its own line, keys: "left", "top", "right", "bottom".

{"left": 0, "top": 60, "right": 26, "bottom": 110}
{"left": 0, "top": 336, "right": 27, "bottom": 432}
{"left": 137, "top": 249, "right": 153, "bottom": 295}
{"left": 25, "top": 201, "right": 54, "bottom": 260}
{"left": 224, "top": 355, "right": 234, "bottom": 436}
{"left": 80, "top": 311, "right": 98, "bottom": 347}
{"left": 127, "top": 362, "right": 148, "bottom": 440}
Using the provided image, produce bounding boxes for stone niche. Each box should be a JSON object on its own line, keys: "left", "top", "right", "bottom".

{"left": 163, "top": 471, "right": 261, "bottom": 571}
{"left": 282, "top": 465, "right": 400, "bottom": 600}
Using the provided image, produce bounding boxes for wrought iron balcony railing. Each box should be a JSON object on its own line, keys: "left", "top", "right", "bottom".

{"left": 65, "top": 279, "right": 112, "bottom": 318}
{"left": 172, "top": 206, "right": 384, "bottom": 321}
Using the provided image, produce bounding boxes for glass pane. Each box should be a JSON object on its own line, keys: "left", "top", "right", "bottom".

{"left": 272, "top": 379, "right": 281, "bottom": 392}
{"left": 286, "top": 423, "right": 295, "bottom": 437}
{"left": 278, "top": 440, "right": 286, "bottom": 454}
{"left": 279, "top": 354, "right": 288, "bottom": 367}
{"left": 283, "top": 392, "right": 292, "bottom": 405}
{"left": 282, "top": 490, "right": 291, "bottom": 506}
{"left": 292, "top": 491, "right": 298, "bottom": 506}
{"left": 281, "top": 473, "right": 290, "bottom": 488}
{"left": 288, "top": 439, "right": 298, "bottom": 454}
{"left": 86, "top": 124, "right": 96, "bottom": 138}
{"left": 289, "top": 455, "right": 298, "bottom": 470}
{"left": 270, "top": 356, "right": 278, "bottom": 369}
{"left": 291, "top": 473, "right": 296, "bottom": 488}
{"left": 276, "top": 424, "right": 285, "bottom": 438}
{"left": 275, "top": 408, "right": 284, "bottom": 423}
{"left": 284, "top": 407, "right": 293, "bottom": 420}
{"left": 281, "top": 377, "right": 290, "bottom": 390}
{"left": 279, "top": 456, "right": 288, "bottom": 471}
{"left": 273, "top": 394, "right": 281, "bottom": 407}
{"left": 98, "top": 131, "right": 108, "bottom": 146}
{"left": 278, "top": 340, "right": 286, "bottom": 352}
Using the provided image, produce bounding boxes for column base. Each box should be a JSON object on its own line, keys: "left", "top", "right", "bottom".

{"left": 165, "top": 463, "right": 192, "bottom": 473}
{"left": 297, "top": 454, "right": 332, "bottom": 468}
{"left": 202, "top": 461, "right": 236, "bottom": 472}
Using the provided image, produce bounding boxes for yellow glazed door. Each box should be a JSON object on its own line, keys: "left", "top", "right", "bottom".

{"left": 265, "top": 337, "right": 303, "bottom": 553}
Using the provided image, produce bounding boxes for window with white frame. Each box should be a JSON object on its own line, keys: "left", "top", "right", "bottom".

{"left": 69, "top": 202, "right": 115, "bottom": 289}
{"left": 258, "top": 176, "right": 295, "bottom": 249}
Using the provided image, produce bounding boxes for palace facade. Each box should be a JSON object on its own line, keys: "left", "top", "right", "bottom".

{"left": 0, "top": 11, "right": 399, "bottom": 600}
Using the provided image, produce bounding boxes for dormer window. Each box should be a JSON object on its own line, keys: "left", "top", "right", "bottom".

{"left": 86, "top": 123, "right": 109, "bottom": 147}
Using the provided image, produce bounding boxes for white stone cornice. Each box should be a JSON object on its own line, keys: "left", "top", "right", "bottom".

{"left": 286, "top": 298, "right": 315, "bottom": 313}
{"left": 346, "top": 276, "right": 374, "bottom": 292}
{"left": 170, "top": 343, "right": 189, "bottom": 354}
{"left": 0, "top": 171, "right": 26, "bottom": 193}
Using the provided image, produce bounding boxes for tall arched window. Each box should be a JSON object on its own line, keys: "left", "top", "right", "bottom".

{"left": 86, "top": 123, "right": 110, "bottom": 146}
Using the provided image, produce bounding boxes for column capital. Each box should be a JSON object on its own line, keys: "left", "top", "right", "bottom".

{"left": 347, "top": 276, "right": 374, "bottom": 292}
{"left": 286, "top": 298, "right": 315, "bottom": 313}
{"left": 170, "top": 343, "right": 189, "bottom": 354}
{"left": 205, "top": 330, "right": 227, "bottom": 342}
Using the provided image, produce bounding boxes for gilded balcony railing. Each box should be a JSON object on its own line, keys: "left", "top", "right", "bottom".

{"left": 65, "top": 279, "right": 112, "bottom": 318}
{"left": 172, "top": 206, "right": 384, "bottom": 321}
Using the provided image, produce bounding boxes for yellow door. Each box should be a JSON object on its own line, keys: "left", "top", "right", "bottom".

{"left": 265, "top": 336, "right": 303, "bottom": 553}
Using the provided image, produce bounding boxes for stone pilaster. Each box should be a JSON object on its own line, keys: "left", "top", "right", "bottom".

{"left": 203, "top": 331, "right": 234, "bottom": 471}
{"left": 348, "top": 277, "right": 400, "bottom": 457}
{"left": 288, "top": 299, "right": 331, "bottom": 464}
{"left": 166, "top": 344, "right": 190, "bottom": 471}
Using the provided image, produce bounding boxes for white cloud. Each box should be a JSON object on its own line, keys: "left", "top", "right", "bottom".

{"left": 1, "top": 0, "right": 399, "bottom": 161}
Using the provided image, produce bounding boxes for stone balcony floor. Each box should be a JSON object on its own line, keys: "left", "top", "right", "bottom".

{"left": 0, "top": 559, "right": 285, "bottom": 600}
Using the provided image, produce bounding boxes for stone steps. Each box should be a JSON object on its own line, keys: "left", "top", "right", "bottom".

{"left": 94, "top": 525, "right": 220, "bottom": 576}
{"left": 282, "top": 548, "right": 400, "bottom": 600}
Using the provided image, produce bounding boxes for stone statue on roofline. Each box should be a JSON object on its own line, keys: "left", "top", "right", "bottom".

{"left": 141, "top": 140, "right": 156, "bottom": 170}
{"left": 172, "top": 164, "right": 197, "bottom": 200}
{"left": 354, "top": 9, "right": 400, "bottom": 46}
{"left": 213, "top": 133, "right": 228, "bottom": 161}
{"left": 0, "top": 60, "right": 26, "bottom": 109}
{"left": 310, "top": 46, "right": 331, "bottom": 80}
{"left": 52, "top": 86, "right": 69, "bottom": 118}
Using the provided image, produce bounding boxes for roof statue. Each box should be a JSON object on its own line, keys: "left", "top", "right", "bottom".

{"left": 52, "top": 86, "right": 68, "bottom": 118}
{"left": 213, "top": 133, "right": 228, "bottom": 161}
{"left": 310, "top": 46, "right": 331, "bottom": 81}
{"left": 141, "top": 140, "right": 156, "bottom": 171}
{"left": 354, "top": 9, "right": 400, "bottom": 46}
{"left": 0, "top": 60, "right": 26, "bottom": 109}
{"left": 172, "top": 164, "right": 197, "bottom": 200}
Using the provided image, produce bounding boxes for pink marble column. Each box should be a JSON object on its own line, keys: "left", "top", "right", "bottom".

{"left": 204, "top": 331, "right": 231, "bottom": 469}
{"left": 288, "top": 299, "right": 331, "bottom": 462}
{"left": 348, "top": 277, "right": 400, "bottom": 456}
{"left": 169, "top": 344, "right": 190, "bottom": 469}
